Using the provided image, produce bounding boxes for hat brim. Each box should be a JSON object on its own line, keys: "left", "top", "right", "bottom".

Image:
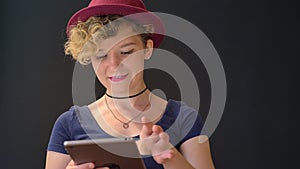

{"left": 67, "top": 4, "right": 165, "bottom": 48}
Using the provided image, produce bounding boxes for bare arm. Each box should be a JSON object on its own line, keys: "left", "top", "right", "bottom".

{"left": 45, "top": 151, "right": 71, "bottom": 169}
{"left": 179, "top": 135, "right": 215, "bottom": 169}
{"left": 159, "top": 136, "right": 214, "bottom": 169}
{"left": 45, "top": 151, "right": 98, "bottom": 169}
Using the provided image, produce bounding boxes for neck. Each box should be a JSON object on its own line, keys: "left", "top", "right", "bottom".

{"left": 106, "top": 86, "right": 147, "bottom": 99}
{"left": 106, "top": 81, "right": 147, "bottom": 98}
{"left": 105, "top": 90, "right": 151, "bottom": 113}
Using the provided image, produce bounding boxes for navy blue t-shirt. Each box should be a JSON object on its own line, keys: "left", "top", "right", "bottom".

{"left": 47, "top": 100, "right": 203, "bottom": 169}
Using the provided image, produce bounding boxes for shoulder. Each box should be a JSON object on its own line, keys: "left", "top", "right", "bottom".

{"left": 55, "top": 105, "right": 88, "bottom": 124}
{"left": 165, "top": 99, "right": 199, "bottom": 118}
{"left": 50, "top": 106, "right": 83, "bottom": 137}
{"left": 47, "top": 105, "right": 88, "bottom": 154}
{"left": 158, "top": 99, "right": 199, "bottom": 123}
{"left": 54, "top": 106, "right": 80, "bottom": 125}
{"left": 161, "top": 100, "right": 203, "bottom": 147}
{"left": 50, "top": 105, "right": 93, "bottom": 141}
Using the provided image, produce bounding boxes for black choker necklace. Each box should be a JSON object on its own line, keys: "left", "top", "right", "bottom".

{"left": 105, "top": 87, "right": 148, "bottom": 99}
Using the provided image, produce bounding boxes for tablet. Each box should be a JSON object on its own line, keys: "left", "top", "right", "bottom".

{"left": 64, "top": 138, "right": 146, "bottom": 169}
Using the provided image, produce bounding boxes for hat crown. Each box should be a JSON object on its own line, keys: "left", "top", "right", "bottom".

{"left": 67, "top": 0, "right": 165, "bottom": 48}
{"left": 88, "top": 0, "right": 146, "bottom": 10}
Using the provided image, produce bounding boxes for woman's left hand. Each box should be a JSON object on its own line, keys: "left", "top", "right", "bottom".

{"left": 138, "top": 117, "right": 174, "bottom": 164}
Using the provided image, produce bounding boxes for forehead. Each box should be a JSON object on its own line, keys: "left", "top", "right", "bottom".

{"left": 94, "top": 24, "right": 143, "bottom": 51}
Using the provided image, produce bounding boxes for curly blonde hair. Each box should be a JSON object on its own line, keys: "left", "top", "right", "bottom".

{"left": 65, "top": 15, "right": 153, "bottom": 65}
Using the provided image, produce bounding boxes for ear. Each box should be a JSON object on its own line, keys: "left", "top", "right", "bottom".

{"left": 144, "top": 39, "right": 154, "bottom": 60}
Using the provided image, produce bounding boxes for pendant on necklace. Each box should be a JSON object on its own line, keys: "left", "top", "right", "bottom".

{"left": 123, "top": 123, "right": 129, "bottom": 129}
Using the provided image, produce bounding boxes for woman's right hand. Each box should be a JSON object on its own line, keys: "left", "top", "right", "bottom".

{"left": 66, "top": 160, "right": 109, "bottom": 169}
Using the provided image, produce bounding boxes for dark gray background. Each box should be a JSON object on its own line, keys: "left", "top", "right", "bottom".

{"left": 0, "top": 0, "right": 299, "bottom": 168}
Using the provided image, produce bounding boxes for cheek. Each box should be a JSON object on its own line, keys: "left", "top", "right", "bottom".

{"left": 91, "top": 60, "right": 106, "bottom": 82}
{"left": 123, "top": 53, "right": 145, "bottom": 72}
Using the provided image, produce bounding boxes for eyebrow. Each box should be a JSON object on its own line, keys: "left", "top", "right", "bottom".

{"left": 97, "top": 42, "right": 137, "bottom": 53}
{"left": 120, "top": 42, "right": 136, "bottom": 48}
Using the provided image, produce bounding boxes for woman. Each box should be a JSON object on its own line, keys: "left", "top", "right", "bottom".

{"left": 45, "top": 0, "right": 215, "bottom": 168}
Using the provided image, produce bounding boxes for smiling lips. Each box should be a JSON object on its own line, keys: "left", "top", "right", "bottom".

{"left": 109, "top": 74, "right": 128, "bottom": 82}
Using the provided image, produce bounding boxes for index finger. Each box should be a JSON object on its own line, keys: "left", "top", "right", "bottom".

{"left": 152, "top": 125, "right": 163, "bottom": 135}
{"left": 140, "top": 116, "right": 154, "bottom": 138}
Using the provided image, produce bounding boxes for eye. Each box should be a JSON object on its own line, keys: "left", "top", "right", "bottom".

{"left": 121, "top": 49, "right": 134, "bottom": 55}
{"left": 95, "top": 54, "right": 107, "bottom": 60}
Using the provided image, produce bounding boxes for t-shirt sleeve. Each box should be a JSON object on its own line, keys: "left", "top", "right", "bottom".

{"left": 47, "top": 109, "right": 73, "bottom": 154}
{"left": 177, "top": 103, "right": 204, "bottom": 148}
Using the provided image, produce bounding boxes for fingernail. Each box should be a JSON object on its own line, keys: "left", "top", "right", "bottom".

{"left": 143, "top": 116, "right": 151, "bottom": 123}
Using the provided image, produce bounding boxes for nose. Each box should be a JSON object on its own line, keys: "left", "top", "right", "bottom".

{"left": 107, "top": 52, "right": 122, "bottom": 68}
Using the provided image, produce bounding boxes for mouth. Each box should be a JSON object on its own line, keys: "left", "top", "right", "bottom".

{"left": 109, "top": 74, "right": 128, "bottom": 82}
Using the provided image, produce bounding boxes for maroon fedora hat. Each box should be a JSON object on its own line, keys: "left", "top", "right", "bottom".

{"left": 67, "top": 0, "right": 165, "bottom": 48}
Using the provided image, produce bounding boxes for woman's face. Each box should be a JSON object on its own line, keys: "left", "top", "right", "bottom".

{"left": 90, "top": 26, "right": 153, "bottom": 95}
